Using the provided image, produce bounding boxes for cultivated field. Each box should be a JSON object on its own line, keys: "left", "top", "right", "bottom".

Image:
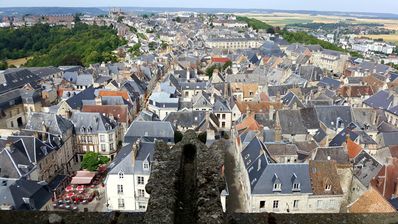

{"left": 237, "top": 12, "right": 398, "bottom": 30}
{"left": 6, "top": 57, "right": 31, "bottom": 67}
{"left": 357, "top": 34, "right": 398, "bottom": 44}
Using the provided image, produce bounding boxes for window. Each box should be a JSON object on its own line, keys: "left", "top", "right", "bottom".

{"left": 143, "top": 162, "right": 149, "bottom": 170}
{"left": 138, "top": 203, "right": 146, "bottom": 210}
{"left": 119, "top": 172, "right": 124, "bottom": 179}
{"left": 273, "top": 183, "right": 281, "bottom": 191}
{"left": 109, "top": 134, "right": 113, "bottom": 141}
{"left": 100, "top": 135, "right": 105, "bottom": 142}
{"left": 325, "top": 184, "right": 332, "bottom": 191}
{"left": 222, "top": 122, "right": 226, "bottom": 128}
{"left": 138, "top": 189, "right": 145, "bottom": 197}
{"left": 259, "top": 201, "right": 265, "bottom": 209}
{"left": 110, "top": 143, "right": 114, "bottom": 151}
{"left": 118, "top": 198, "right": 125, "bottom": 208}
{"left": 317, "top": 200, "right": 323, "bottom": 209}
{"left": 293, "top": 200, "right": 299, "bottom": 208}
{"left": 222, "top": 114, "right": 226, "bottom": 119}
{"left": 292, "top": 183, "right": 300, "bottom": 191}
{"left": 117, "top": 184, "right": 123, "bottom": 194}
{"left": 101, "top": 144, "right": 106, "bottom": 152}
{"left": 138, "top": 176, "right": 144, "bottom": 185}
{"left": 273, "top": 200, "right": 279, "bottom": 209}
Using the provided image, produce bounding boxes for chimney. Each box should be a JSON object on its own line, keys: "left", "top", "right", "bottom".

{"left": 276, "top": 90, "right": 281, "bottom": 103}
{"left": 269, "top": 104, "right": 274, "bottom": 121}
{"left": 5, "top": 142, "right": 12, "bottom": 152}
{"left": 274, "top": 112, "right": 282, "bottom": 142}
{"left": 210, "top": 93, "right": 215, "bottom": 105}
{"left": 95, "top": 95, "right": 102, "bottom": 105}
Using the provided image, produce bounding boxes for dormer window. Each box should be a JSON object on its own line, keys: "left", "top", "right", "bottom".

{"left": 293, "top": 183, "right": 300, "bottom": 191}
{"left": 291, "top": 173, "right": 300, "bottom": 192}
{"left": 143, "top": 162, "right": 149, "bottom": 170}
{"left": 273, "top": 174, "right": 282, "bottom": 192}
{"left": 273, "top": 183, "right": 281, "bottom": 191}
{"left": 325, "top": 184, "right": 332, "bottom": 191}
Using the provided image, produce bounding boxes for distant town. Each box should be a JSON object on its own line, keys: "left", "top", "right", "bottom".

{"left": 1, "top": 7, "right": 398, "bottom": 218}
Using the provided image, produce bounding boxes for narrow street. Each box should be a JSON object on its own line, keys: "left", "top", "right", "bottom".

{"left": 224, "top": 138, "right": 247, "bottom": 213}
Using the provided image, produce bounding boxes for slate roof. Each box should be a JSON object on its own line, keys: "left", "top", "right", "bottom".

{"left": 259, "top": 41, "right": 283, "bottom": 57}
{"left": 379, "top": 132, "right": 398, "bottom": 147}
{"left": 25, "top": 112, "right": 74, "bottom": 137}
{"left": 149, "top": 92, "right": 179, "bottom": 107}
{"left": 277, "top": 108, "right": 320, "bottom": 135}
{"left": 318, "top": 77, "right": 341, "bottom": 90}
{"left": 241, "top": 136, "right": 265, "bottom": 169}
{"left": 0, "top": 178, "right": 52, "bottom": 210}
{"left": 0, "top": 69, "right": 41, "bottom": 94}
{"left": 315, "top": 106, "right": 353, "bottom": 131}
{"left": 108, "top": 141, "right": 155, "bottom": 176}
{"left": 164, "top": 111, "right": 206, "bottom": 129}
{"left": 28, "top": 66, "right": 62, "bottom": 78}
{"left": 70, "top": 112, "right": 118, "bottom": 134}
{"left": 63, "top": 71, "right": 78, "bottom": 83}
{"left": 353, "top": 151, "right": 383, "bottom": 188}
{"left": 363, "top": 90, "right": 394, "bottom": 110}
{"left": 213, "top": 95, "right": 231, "bottom": 112}
{"left": 76, "top": 74, "right": 94, "bottom": 86}
{"left": 329, "top": 125, "right": 359, "bottom": 147}
{"left": 124, "top": 120, "right": 174, "bottom": 144}
{"left": 123, "top": 75, "right": 147, "bottom": 95}
{"left": 65, "top": 87, "right": 97, "bottom": 110}
{"left": 0, "top": 88, "right": 40, "bottom": 111}
{"left": 249, "top": 162, "right": 312, "bottom": 195}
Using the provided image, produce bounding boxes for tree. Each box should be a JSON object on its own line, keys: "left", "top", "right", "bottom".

{"left": 0, "top": 60, "right": 7, "bottom": 70}
{"left": 74, "top": 13, "right": 82, "bottom": 23}
{"left": 176, "top": 17, "right": 182, "bottom": 23}
{"left": 117, "top": 16, "right": 125, "bottom": 23}
{"left": 198, "top": 132, "right": 207, "bottom": 144}
{"left": 266, "top": 27, "right": 275, "bottom": 34}
{"left": 174, "top": 131, "right": 183, "bottom": 143}
{"left": 81, "top": 152, "right": 110, "bottom": 171}
{"left": 222, "top": 61, "right": 232, "bottom": 71}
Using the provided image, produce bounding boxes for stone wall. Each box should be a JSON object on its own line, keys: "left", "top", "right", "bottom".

{"left": 144, "top": 130, "right": 225, "bottom": 224}
{"left": 2, "top": 211, "right": 398, "bottom": 224}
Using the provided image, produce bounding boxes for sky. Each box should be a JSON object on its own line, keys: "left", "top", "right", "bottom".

{"left": 0, "top": 0, "right": 397, "bottom": 14}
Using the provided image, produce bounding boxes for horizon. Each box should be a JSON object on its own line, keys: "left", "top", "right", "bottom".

{"left": 0, "top": 0, "right": 397, "bottom": 15}
{"left": 0, "top": 6, "right": 397, "bottom": 17}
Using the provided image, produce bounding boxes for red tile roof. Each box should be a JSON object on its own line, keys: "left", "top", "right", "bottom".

{"left": 348, "top": 187, "right": 396, "bottom": 213}
{"left": 347, "top": 139, "right": 363, "bottom": 159}
{"left": 211, "top": 57, "right": 231, "bottom": 63}
{"left": 98, "top": 90, "right": 130, "bottom": 101}
{"left": 371, "top": 159, "right": 398, "bottom": 200}
{"left": 82, "top": 105, "right": 129, "bottom": 123}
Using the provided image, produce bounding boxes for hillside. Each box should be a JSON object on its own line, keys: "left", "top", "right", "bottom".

{"left": 0, "top": 23, "right": 126, "bottom": 67}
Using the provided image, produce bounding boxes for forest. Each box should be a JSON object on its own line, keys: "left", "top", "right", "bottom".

{"left": 0, "top": 23, "right": 126, "bottom": 67}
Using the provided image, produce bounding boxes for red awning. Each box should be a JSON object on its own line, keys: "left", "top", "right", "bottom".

{"left": 70, "top": 171, "right": 96, "bottom": 185}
